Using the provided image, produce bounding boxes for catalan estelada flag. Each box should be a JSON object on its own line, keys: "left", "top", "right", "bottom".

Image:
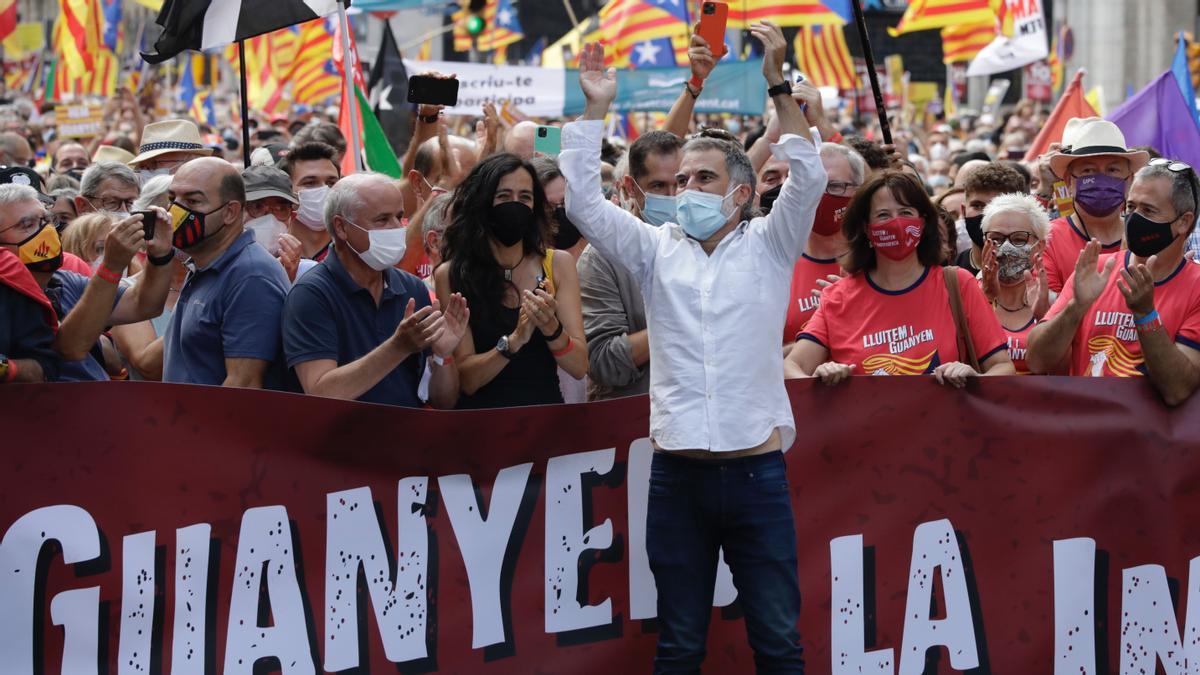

{"left": 889, "top": 0, "right": 994, "bottom": 36}
{"left": 55, "top": 0, "right": 103, "bottom": 80}
{"left": 453, "top": 0, "right": 524, "bottom": 53}
{"left": 728, "top": 0, "right": 847, "bottom": 29}
{"left": 794, "top": 23, "right": 856, "bottom": 90}
{"left": 940, "top": 22, "right": 994, "bottom": 64}
{"left": 599, "top": 0, "right": 689, "bottom": 70}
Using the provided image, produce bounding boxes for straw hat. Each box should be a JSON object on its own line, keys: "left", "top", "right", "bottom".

{"left": 128, "top": 119, "right": 215, "bottom": 167}
{"left": 92, "top": 144, "right": 135, "bottom": 165}
{"left": 1049, "top": 117, "right": 1149, "bottom": 178}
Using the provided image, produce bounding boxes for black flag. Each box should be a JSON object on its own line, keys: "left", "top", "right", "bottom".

{"left": 141, "top": 0, "right": 344, "bottom": 64}
{"left": 367, "top": 22, "right": 412, "bottom": 158}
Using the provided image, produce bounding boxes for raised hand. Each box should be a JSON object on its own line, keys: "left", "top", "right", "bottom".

{"left": 523, "top": 288, "right": 560, "bottom": 335}
{"left": 579, "top": 42, "right": 617, "bottom": 119}
{"left": 277, "top": 233, "right": 302, "bottom": 282}
{"left": 688, "top": 31, "right": 716, "bottom": 83}
{"left": 980, "top": 238, "right": 999, "bottom": 303}
{"left": 748, "top": 21, "right": 786, "bottom": 85}
{"left": 432, "top": 293, "right": 470, "bottom": 358}
{"left": 1117, "top": 254, "right": 1157, "bottom": 318}
{"left": 1024, "top": 251, "right": 1051, "bottom": 318}
{"left": 1071, "top": 239, "right": 1117, "bottom": 309}
{"left": 392, "top": 298, "right": 442, "bottom": 356}
{"left": 103, "top": 215, "right": 146, "bottom": 272}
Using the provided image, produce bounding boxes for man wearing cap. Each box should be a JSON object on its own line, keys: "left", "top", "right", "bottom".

{"left": 128, "top": 120, "right": 214, "bottom": 177}
{"left": 0, "top": 183, "right": 174, "bottom": 381}
{"left": 1043, "top": 118, "right": 1150, "bottom": 294}
{"left": 242, "top": 165, "right": 317, "bottom": 283}
{"left": 162, "top": 157, "right": 291, "bottom": 389}
{"left": 1028, "top": 158, "right": 1200, "bottom": 406}
{"left": 0, "top": 166, "right": 92, "bottom": 276}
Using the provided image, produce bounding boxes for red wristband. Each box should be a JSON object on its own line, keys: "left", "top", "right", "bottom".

{"left": 688, "top": 75, "right": 704, "bottom": 91}
{"left": 94, "top": 264, "right": 121, "bottom": 285}
{"left": 828, "top": 131, "right": 844, "bottom": 144}
{"left": 551, "top": 337, "right": 575, "bottom": 358}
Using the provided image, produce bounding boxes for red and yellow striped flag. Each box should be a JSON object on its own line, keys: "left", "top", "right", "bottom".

{"left": 940, "top": 22, "right": 994, "bottom": 64}
{"left": 55, "top": 0, "right": 103, "bottom": 80}
{"left": 889, "top": 0, "right": 994, "bottom": 36}
{"left": 728, "top": 0, "right": 846, "bottom": 29}
{"left": 600, "top": 0, "right": 690, "bottom": 69}
{"left": 289, "top": 17, "right": 341, "bottom": 106}
{"left": 794, "top": 24, "right": 856, "bottom": 90}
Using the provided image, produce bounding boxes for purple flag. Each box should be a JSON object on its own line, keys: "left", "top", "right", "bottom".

{"left": 1109, "top": 71, "right": 1200, "bottom": 169}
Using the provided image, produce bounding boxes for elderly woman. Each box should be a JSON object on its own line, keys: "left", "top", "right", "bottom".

{"left": 977, "top": 193, "right": 1052, "bottom": 374}
{"left": 785, "top": 171, "right": 1015, "bottom": 387}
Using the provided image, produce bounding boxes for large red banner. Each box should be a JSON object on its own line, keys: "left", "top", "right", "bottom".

{"left": 3, "top": 378, "right": 1200, "bottom": 673}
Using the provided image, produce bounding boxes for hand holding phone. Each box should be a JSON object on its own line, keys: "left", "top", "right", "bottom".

{"left": 407, "top": 74, "right": 460, "bottom": 107}
{"left": 135, "top": 210, "right": 157, "bottom": 241}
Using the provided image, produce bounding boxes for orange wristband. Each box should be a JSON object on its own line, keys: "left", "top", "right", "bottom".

{"left": 551, "top": 337, "right": 575, "bottom": 358}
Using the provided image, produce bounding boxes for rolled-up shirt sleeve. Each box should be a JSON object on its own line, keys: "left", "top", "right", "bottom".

{"left": 578, "top": 248, "right": 643, "bottom": 389}
{"left": 752, "top": 134, "right": 827, "bottom": 269}
{"left": 561, "top": 120, "right": 661, "bottom": 287}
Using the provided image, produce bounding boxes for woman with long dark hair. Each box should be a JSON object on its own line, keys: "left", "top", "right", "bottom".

{"left": 785, "top": 171, "right": 1014, "bottom": 387}
{"left": 433, "top": 153, "right": 588, "bottom": 408}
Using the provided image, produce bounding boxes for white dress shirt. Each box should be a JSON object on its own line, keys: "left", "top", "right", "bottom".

{"left": 561, "top": 120, "right": 827, "bottom": 452}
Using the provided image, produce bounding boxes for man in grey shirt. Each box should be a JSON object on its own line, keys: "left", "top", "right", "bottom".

{"left": 579, "top": 130, "right": 683, "bottom": 400}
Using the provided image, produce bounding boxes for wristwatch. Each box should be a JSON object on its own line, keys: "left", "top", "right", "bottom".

{"left": 767, "top": 80, "right": 793, "bottom": 98}
{"left": 496, "top": 335, "right": 516, "bottom": 360}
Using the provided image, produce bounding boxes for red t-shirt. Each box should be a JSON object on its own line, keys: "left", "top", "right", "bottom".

{"left": 1001, "top": 317, "right": 1037, "bottom": 375}
{"left": 1044, "top": 252, "right": 1200, "bottom": 376}
{"left": 783, "top": 253, "right": 841, "bottom": 343}
{"left": 800, "top": 266, "right": 1008, "bottom": 374}
{"left": 61, "top": 252, "right": 92, "bottom": 276}
{"left": 1044, "top": 216, "right": 1123, "bottom": 294}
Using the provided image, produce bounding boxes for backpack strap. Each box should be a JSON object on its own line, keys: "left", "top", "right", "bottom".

{"left": 943, "top": 266, "right": 980, "bottom": 372}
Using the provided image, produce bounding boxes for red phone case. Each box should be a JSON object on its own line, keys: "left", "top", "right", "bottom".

{"left": 697, "top": 1, "right": 728, "bottom": 58}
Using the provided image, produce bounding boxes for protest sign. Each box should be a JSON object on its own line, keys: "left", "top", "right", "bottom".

{"left": 402, "top": 59, "right": 566, "bottom": 118}
{"left": 1024, "top": 59, "right": 1054, "bottom": 102}
{"left": 4, "top": 378, "right": 1200, "bottom": 673}
{"left": 563, "top": 60, "right": 767, "bottom": 116}
{"left": 55, "top": 104, "right": 106, "bottom": 138}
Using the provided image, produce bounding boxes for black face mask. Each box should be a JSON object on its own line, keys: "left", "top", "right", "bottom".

{"left": 964, "top": 213, "right": 985, "bottom": 248}
{"left": 553, "top": 206, "right": 582, "bottom": 249}
{"left": 758, "top": 184, "right": 782, "bottom": 215}
{"left": 170, "top": 201, "right": 228, "bottom": 250}
{"left": 64, "top": 168, "right": 85, "bottom": 182}
{"left": 489, "top": 201, "right": 534, "bottom": 248}
{"left": 1125, "top": 211, "right": 1179, "bottom": 257}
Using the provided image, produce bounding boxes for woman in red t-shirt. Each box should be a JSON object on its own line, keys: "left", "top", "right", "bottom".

{"left": 785, "top": 171, "right": 1015, "bottom": 387}
{"left": 977, "top": 193, "right": 1053, "bottom": 375}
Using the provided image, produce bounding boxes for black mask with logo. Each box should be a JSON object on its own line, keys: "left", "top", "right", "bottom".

{"left": 1124, "top": 211, "right": 1178, "bottom": 257}
{"left": 170, "top": 201, "right": 228, "bottom": 250}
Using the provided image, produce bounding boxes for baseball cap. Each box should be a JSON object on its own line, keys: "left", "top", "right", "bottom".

{"left": 0, "top": 166, "right": 54, "bottom": 205}
{"left": 242, "top": 165, "right": 298, "bottom": 205}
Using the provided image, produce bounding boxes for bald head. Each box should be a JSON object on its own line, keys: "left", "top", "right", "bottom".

{"left": 0, "top": 132, "right": 32, "bottom": 167}
{"left": 171, "top": 158, "right": 245, "bottom": 217}
{"left": 505, "top": 121, "right": 537, "bottom": 160}
{"left": 954, "top": 159, "right": 991, "bottom": 188}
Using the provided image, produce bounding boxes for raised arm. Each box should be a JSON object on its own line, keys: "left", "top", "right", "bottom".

{"left": 664, "top": 31, "right": 717, "bottom": 139}
{"left": 561, "top": 42, "right": 662, "bottom": 285}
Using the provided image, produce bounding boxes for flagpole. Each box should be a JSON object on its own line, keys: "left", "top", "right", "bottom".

{"left": 849, "top": 0, "right": 892, "bottom": 145}
{"left": 337, "top": 0, "right": 365, "bottom": 173}
{"left": 238, "top": 39, "right": 252, "bottom": 168}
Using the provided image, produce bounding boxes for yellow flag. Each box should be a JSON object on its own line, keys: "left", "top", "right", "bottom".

{"left": 133, "top": 0, "right": 162, "bottom": 9}
{"left": 1085, "top": 86, "right": 1105, "bottom": 116}
{"left": 3, "top": 22, "right": 44, "bottom": 58}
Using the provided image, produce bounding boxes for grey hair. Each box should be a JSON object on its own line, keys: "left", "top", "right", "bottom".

{"left": 133, "top": 174, "right": 174, "bottom": 212}
{"left": 819, "top": 142, "right": 866, "bottom": 186}
{"left": 681, "top": 136, "right": 757, "bottom": 222}
{"left": 79, "top": 161, "right": 138, "bottom": 198}
{"left": 324, "top": 172, "right": 391, "bottom": 237}
{"left": 612, "top": 154, "right": 629, "bottom": 185}
{"left": 423, "top": 192, "right": 454, "bottom": 237}
{"left": 0, "top": 183, "right": 40, "bottom": 209}
{"left": 981, "top": 192, "right": 1052, "bottom": 241}
{"left": 1135, "top": 163, "right": 1200, "bottom": 224}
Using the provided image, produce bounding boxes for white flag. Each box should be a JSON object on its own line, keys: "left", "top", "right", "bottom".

{"left": 966, "top": 0, "right": 1049, "bottom": 77}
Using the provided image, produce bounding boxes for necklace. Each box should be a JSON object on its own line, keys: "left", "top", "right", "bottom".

{"left": 996, "top": 298, "right": 1027, "bottom": 312}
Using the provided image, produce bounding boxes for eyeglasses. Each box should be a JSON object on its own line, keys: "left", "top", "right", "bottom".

{"left": 0, "top": 212, "right": 52, "bottom": 240}
{"left": 985, "top": 231, "right": 1038, "bottom": 247}
{"left": 826, "top": 181, "right": 860, "bottom": 197}
{"left": 1149, "top": 158, "right": 1199, "bottom": 212}
{"left": 85, "top": 196, "right": 135, "bottom": 213}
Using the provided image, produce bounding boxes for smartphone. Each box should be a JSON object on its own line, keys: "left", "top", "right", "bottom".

{"left": 697, "top": 1, "right": 729, "bottom": 59}
{"left": 135, "top": 210, "right": 157, "bottom": 240}
{"left": 534, "top": 125, "right": 561, "bottom": 157}
{"left": 406, "top": 75, "right": 460, "bottom": 107}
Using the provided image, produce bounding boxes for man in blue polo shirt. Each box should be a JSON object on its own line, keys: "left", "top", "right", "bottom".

{"left": 282, "top": 173, "right": 467, "bottom": 407}
{"left": 163, "top": 158, "right": 291, "bottom": 388}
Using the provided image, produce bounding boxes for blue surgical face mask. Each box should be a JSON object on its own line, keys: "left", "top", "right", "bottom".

{"left": 676, "top": 185, "right": 742, "bottom": 241}
{"left": 631, "top": 180, "right": 676, "bottom": 227}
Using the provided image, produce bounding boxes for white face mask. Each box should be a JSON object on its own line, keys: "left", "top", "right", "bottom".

{"left": 345, "top": 219, "right": 407, "bottom": 271}
{"left": 244, "top": 214, "right": 288, "bottom": 256}
{"left": 296, "top": 186, "right": 330, "bottom": 231}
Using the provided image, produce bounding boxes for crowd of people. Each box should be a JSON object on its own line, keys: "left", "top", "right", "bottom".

{"left": 4, "top": 23, "right": 1198, "bottom": 407}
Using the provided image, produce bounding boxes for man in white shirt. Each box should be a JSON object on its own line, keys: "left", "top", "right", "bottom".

{"left": 561, "top": 24, "right": 825, "bottom": 674}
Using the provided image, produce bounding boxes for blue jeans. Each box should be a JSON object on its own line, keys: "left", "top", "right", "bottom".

{"left": 646, "top": 450, "right": 804, "bottom": 674}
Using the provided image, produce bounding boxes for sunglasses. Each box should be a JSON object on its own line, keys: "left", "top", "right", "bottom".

{"left": 1149, "top": 158, "right": 1199, "bottom": 212}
